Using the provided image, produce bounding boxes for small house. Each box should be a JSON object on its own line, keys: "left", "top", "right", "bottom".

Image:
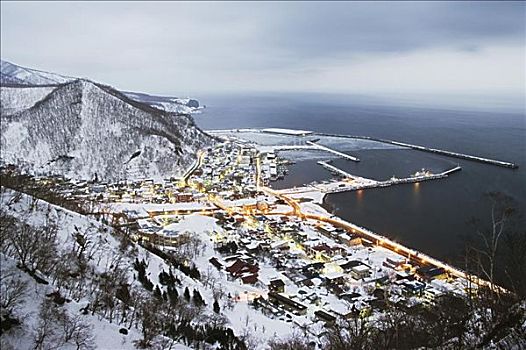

{"left": 351, "top": 265, "right": 371, "bottom": 280}
{"left": 268, "top": 278, "right": 286, "bottom": 293}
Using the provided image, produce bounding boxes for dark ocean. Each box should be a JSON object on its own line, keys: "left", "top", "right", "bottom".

{"left": 194, "top": 93, "right": 526, "bottom": 264}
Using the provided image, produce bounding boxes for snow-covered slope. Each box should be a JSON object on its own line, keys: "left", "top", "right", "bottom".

{"left": 0, "top": 60, "right": 74, "bottom": 85}
{"left": 0, "top": 85, "right": 56, "bottom": 115}
{"left": 0, "top": 254, "right": 147, "bottom": 350}
{"left": 0, "top": 79, "right": 212, "bottom": 181}
{"left": 0, "top": 188, "right": 197, "bottom": 350}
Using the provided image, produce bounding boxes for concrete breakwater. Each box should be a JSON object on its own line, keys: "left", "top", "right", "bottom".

{"left": 316, "top": 133, "right": 519, "bottom": 169}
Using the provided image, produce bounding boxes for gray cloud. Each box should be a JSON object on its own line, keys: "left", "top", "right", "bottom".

{"left": 268, "top": 2, "right": 523, "bottom": 54}
{"left": 1, "top": 1, "right": 524, "bottom": 100}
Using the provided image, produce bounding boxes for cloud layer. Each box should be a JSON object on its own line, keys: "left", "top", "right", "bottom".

{"left": 1, "top": 1, "right": 524, "bottom": 101}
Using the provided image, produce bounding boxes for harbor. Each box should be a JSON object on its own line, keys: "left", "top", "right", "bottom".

{"left": 209, "top": 128, "right": 519, "bottom": 169}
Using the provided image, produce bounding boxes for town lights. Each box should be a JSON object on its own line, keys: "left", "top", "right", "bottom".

{"left": 323, "top": 263, "right": 343, "bottom": 275}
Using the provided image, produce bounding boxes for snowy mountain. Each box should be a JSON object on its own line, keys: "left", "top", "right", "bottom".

{"left": 0, "top": 59, "right": 75, "bottom": 85}
{"left": 1, "top": 60, "right": 201, "bottom": 114}
{"left": 0, "top": 79, "right": 212, "bottom": 181}
{"left": 123, "top": 91, "right": 200, "bottom": 115}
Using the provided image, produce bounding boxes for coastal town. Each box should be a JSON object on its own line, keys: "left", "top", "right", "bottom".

{"left": 3, "top": 128, "right": 497, "bottom": 342}
{"left": 2, "top": 2, "right": 524, "bottom": 347}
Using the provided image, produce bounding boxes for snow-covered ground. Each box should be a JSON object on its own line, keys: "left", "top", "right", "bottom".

{"left": 0, "top": 189, "right": 215, "bottom": 349}
{"left": 261, "top": 128, "right": 313, "bottom": 136}
{"left": 1, "top": 59, "right": 74, "bottom": 85}
{"left": 104, "top": 201, "right": 215, "bottom": 217}
{"left": 0, "top": 254, "right": 151, "bottom": 350}
{"left": 0, "top": 189, "right": 189, "bottom": 349}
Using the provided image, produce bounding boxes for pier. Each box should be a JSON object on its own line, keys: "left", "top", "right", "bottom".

{"left": 306, "top": 141, "right": 360, "bottom": 162}
{"left": 317, "top": 160, "right": 354, "bottom": 178}
{"left": 321, "top": 165, "right": 461, "bottom": 194}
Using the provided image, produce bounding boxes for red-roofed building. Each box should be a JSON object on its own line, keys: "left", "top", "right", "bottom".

{"left": 226, "top": 259, "right": 259, "bottom": 278}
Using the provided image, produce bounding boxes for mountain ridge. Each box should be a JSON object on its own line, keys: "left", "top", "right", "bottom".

{"left": 0, "top": 59, "right": 200, "bottom": 113}
{"left": 1, "top": 78, "right": 212, "bottom": 181}
{"left": 0, "top": 59, "right": 75, "bottom": 85}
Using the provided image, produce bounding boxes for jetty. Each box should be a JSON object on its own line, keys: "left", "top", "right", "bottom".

{"left": 317, "top": 160, "right": 354, "bottom": 178}
{"left": 317, "top": 133, "right": 518, "bottom": 169}
{"left": 306, "top": 141, "right": 360, "bottom": 162}
{"left": 380, "top": 139, "right": 517, "bottom": 169}
{"left": 318, "top": 165, "right": 461, "bottom": 194}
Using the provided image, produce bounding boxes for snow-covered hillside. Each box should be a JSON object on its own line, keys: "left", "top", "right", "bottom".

{"left": 0, "top": 85, "right": 56, "bottom": 115}
{"left": 0, "top": 79, "right": 212, "bottom": 181}
{"left": 0, "top": 188, "right": 281, "bottom": 349}
{"left": 0, "top": 254, "right": 148, "bottom": 350}
{"left": 0, "top": 188, "right": 187, "bottom": 349}
{"left": 0, "top": 60, "right": 74, "bottom": 85}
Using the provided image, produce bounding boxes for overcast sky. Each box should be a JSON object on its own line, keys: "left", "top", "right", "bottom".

{"left": 1, "top": 1, "right": 524, "bottom": 105}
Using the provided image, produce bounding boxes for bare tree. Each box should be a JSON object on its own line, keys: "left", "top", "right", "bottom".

{"left": 268, "top": 333, "right": 313, "bottom": 350}
{"left": 468, "top": 192, "right": 515, "bottom": 294}
{"left": 0, "top": 212, "right": 18, "bottom": 254}
{"left": 33, "top": 299, "right": 63, "bottom": 350}
{"left": 33, "top": 298, "right": 95, "bottom": 350}
{"left": 323, "top": 315, "right": 376, "bottom": 350}
{"left": 62, "top": 314, "right": 95, "bottom": 350}
{"left": 501, "top": 228, "right": 526, "bottom": 298}
{"left": 5, "top": 219, "right": 59, "bottom": 276}
{"left": 0, "top": 266, "right": 29, "bottom": 319}
{"left": 136, "top": 297, "right": 162, "bottom": 348}
{"left": 169, "top": 233, "right": 204, "bottom": 261}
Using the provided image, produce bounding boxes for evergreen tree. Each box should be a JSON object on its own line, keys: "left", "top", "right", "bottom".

{"left": 115, "top": 284, "right": 131, "bottom": 304}
{"left": 193, "top": 289, "right": 205, "bottom": 307}
{"left": 167, "top": 286, "right": 179, "bottom": 306}
{"left": 153, "top": 285, "right": 162, "bottom": 300}
{"left": 159, "top": 271, "right": 166, "bottom": 285}
{"left": 184, "top": 286, "right": 191, "bottom": 302}
{"left": 213, "top": 299, "right": 220, "bottom": 314}
{"left": 134, "top": 258, "right": 153, "bottom": 290}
